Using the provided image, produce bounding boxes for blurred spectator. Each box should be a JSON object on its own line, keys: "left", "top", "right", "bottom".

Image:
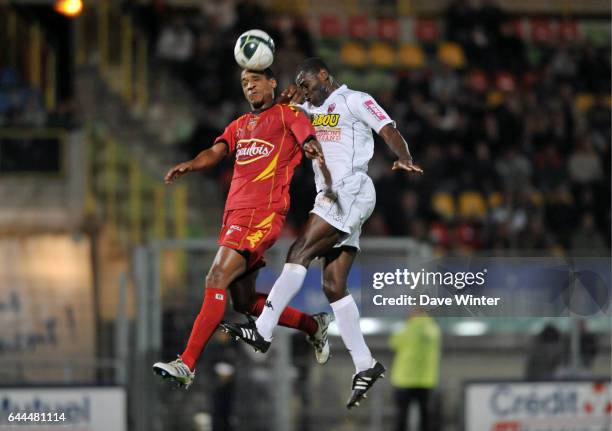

{"left": 203, "top": 331, "right": 240, "bottom": 431}
{"left": 445, "top": 0, "right": 476, "bottom": 44}
{"left": 545, "top": 184, "right": 577, "bottom": 247}
{"left": 495, "top": 147, "right": 532, "bottom": 192}
{"left": 577, "top": 45, "right": 611, "bottom": 93}
{"left": 517, "top": 215, "right": 555, "bottom": 251}
{"left": 576, "top": 320, "right": 599, "bottom": 371}
{"left": 234, "top": 0, "right": 266, "bottom": 33}
{"left": 157, "top": 15, "right": 195, "bottom": 80}
{"left": 389, "top": 308, "right": 441, "bottom": 431}
{"left": 570, "top": 213, "right": 607, "bottom": 256}
{"left": 525, "top": 324, "right": 564, "bottom": 380}
{"left": 568, "top": 139, "right": 604, "bottom": 185}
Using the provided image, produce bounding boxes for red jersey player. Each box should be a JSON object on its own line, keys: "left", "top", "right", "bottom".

{"left": 153, "top": 68, "right": 333, "bottom": 389}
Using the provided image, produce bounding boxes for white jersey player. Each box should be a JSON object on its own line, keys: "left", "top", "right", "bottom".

{"left": 298, "top": 82, "right": 397, "bottom": 249}
{"left": 222, "top": 58, "right": 422, "bottom": 409}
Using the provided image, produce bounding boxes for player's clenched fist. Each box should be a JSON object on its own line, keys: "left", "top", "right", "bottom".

{"left": 279, "top": 84, "right": 305, "bottom": 105}
{"left": 164, "top": 161, "right": 193, "bottom": 184}
{"left": 303, "top": 139, "right": 325, "bottom": 163}
{"left": 392, "top": 158, "right": 423, "bottom": 175}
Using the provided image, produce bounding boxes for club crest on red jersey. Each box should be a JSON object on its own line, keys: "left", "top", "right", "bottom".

{"left": 236, "top": 139, "right": 275, "bottom": 164}
{"left": 247, "top": 117, "right": 259, "bottom": 131}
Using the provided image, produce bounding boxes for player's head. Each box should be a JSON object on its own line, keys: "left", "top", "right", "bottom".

{"left": 295, "top": 57, "right": 335, "bottom": 107}
{"left": 241, "top": 67, "right": 277, "bottom": 110}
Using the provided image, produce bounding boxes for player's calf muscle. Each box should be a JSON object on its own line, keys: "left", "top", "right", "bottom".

{"left": 322, "top": 279, "right": 348, "bottom": 302}
{"left": 205, "top": 269, "right": 231, "bottom": 290}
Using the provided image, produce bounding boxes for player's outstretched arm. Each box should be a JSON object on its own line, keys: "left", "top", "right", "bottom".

{"left": 164, "top": 142, "right": 228, "bottom": 184}
{"left": 378, "top": 124, "right": 424, "bottom": 175}
{"left": 278, "top": 84, "right": 305, "bottom": 105}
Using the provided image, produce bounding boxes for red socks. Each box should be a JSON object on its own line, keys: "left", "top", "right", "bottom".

{"left": 180, "top": 288, "right": 226, "bottom": 371}
{"left": 180, "top": 290, "right": 317, "bottom": 371}
{"left": 249, "top": 293, "right": 318, "bottom": 336}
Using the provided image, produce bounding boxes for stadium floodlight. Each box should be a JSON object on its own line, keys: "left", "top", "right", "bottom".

{"left": 54, "top": 0, "right": 82, "bottom": 17}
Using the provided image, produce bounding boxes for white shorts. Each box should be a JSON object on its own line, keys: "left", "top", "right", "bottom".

{"left": 310, "top": 172, "right": 376, "bottom": 250}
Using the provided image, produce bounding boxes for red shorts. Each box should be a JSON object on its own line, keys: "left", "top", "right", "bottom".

{"left": 218, "top": 208, "right": 286, "bottom": 270}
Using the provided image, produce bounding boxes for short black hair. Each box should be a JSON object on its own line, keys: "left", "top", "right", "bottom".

{"left": 244, "top": 67, "right": 276, "bottom": 80}
{"left": 296, "top": 57, "right": 331, "bottom": 76}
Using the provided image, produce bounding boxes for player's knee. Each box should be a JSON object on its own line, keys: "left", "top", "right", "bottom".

{"left": 286, "top": 238, "right": 313, "bottom": 267}
{"left": 322, "top": 279, "right": 347, "bottom": 302}
{"left": 205, "top": 267, "right": 229, "bottom": 290}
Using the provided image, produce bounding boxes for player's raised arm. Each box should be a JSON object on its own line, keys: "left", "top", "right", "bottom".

{"left": 164, "top": 142, "right": 228, "bottom": 184}
{"left": 278, "top": 84, "right": 305, "bottom": 105}
{"left": 378, "top": 124, "right": 423, "bottom": 175}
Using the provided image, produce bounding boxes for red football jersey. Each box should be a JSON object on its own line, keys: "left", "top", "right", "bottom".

{"left": 214, "top": 104, "right": 315, "bottom": 213}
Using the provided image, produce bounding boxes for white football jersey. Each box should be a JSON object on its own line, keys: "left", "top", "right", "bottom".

{"left": 299, "top": 85, "right": 394, "bottom": 191}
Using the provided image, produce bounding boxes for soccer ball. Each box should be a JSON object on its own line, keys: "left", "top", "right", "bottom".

{"left": 234, "top": 29, "right": 275, "bottom": 71}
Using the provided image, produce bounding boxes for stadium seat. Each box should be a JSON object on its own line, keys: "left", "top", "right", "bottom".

{"left": 431, "top": 191, "right": 455, "bottom": 221}
{"left": 364, "top": 71, "right": 392, "bottom": 93}
{"left": 377, "top": 17, "right": 400, "bottom": 41}
{"left": 558, "top": 20, "right": 580, "bottom": 41}
{"left": 575, "top": 94, "right": 594, "bottom": 112}
{"left": 511, "top": 19, "right": 526, "bottom": 39}
{"left": 429, "top": 221, "right": 450, "bottom": 247}
{"left": 320, "top": 15, "right": 342, "bottom": 39}
{"left": 531, "top": 19, "right": 554, "bottom": 43}
{"left": 369, "top": 42, "right": 395, "bottom": 68}
{"left": 348, "top": 15, "right": 370, "bottom": 40}
{"left": 398, "top": 43, "right": 425, "bottom": 69}
{"left": 488, "top": 192, "right": 503, "bottom": 209}
{"left": 415, "top": 19, "right": 440, "bottom": 43}
{"left": 495, "top": 72, "right": 517, "bottom": 92}
{"left": 336, "top": 70, "right": 361, "bottom": 88}
{"left": 458, "top": 191, "right": 487, "bottom": 220}
{"left": 468, "top": 70, "right": 489, "bottom": 92}
{"left": 582, "top": 22, "right": 611, "bottom": 46}
{"left": 529, "top": 190, "right": 544, "bottom": 207}
{"left": 487, "top": 91, "right": 504, "bottom": 107}
{"left": 317, "top": 43, "right": 339, "bottom": 69}
{"left": 340, "top": 41, "right": 368, "bottom": 68}
{"left": 437, "top": 42, "right": 466, "bottom": 69}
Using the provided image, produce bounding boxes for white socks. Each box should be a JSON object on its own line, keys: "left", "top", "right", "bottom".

{"left": 330, "top": 295, "right": 374, "bottom": 372}
{"left": 256, "top": 263, "right": 307, "bottom": 341}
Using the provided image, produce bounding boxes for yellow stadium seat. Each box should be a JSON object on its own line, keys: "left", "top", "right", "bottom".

{"left": 488, "top": 192, "right": 503, "bottom": 209}
{"left": 432, "top": 191, "right": 455, "bottom": 220}
{"left": 575, "top": 94, "right": 594, "bottom": 112}
{"left": 437, "top": 42, "right": 466, "bottom": 69}
{"left": 340, "top": 41, "right": 368, "bottom": 68}
{"left": 529, "top": 190, "right": 544, "bottom": 207}
{"left": 398, "top": 43, "right": 425, "bottom": 69}
{"left": 487, "top": 91, "right": 504, "bottom": 107}
{"left": 458, "top": 191, "right": 487, "bottom": 220}
{"left": 369, "top": 42, "right": 396, "bottom": 68}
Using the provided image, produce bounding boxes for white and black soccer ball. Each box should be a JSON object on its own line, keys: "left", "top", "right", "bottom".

{"left": 233, "top": 29, "right": 275, "bottom": 71}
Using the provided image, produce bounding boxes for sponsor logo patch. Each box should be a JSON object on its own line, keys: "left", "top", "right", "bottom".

{"left": 312, "top": 113, "right": 340, "bottom": 127}
{"left": 315, "top": 129, "right": 341, "bottom": 142}
{"left": 215, "top": 293, "right": 224, "bottom": 300}
{"left": 246, "top": 229, "right": 264, "bottom": 248}
{"left": 364, "top": 100, "right": 387, "bottom": 121}
{"left": 236, "top": 139, "right": 275, "bottom": 164}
